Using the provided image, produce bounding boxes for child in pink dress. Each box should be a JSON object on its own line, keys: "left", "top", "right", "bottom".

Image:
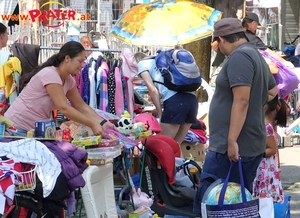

{"left": 253, "top": 96, "right": 288, "bottom": 203}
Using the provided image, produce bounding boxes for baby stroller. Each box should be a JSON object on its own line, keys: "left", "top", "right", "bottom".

{"left": 140, "top": 135, "right": 201, "bottom": 217}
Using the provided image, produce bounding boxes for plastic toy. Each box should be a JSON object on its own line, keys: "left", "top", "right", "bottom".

{"left": 132, "top": 188, "right": 153, "bottom": 209}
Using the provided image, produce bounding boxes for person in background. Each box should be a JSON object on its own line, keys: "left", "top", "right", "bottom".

{"left": 0, "top": 23, "right": 10, "bottom": 65}
{"left": 80, "top": 36, "right": 93, "bottom": 57}
{"left": 0, "top": 23, "right": 8, "bottom": 49}
{"left": 4, "top": 41, "right": 115, "bottom": 137}
{"left": 242, "top": 12, "right": 294, "bottom": 68}
{"left": 236, "top": 7, "right": 243, "bottom": 22}
{"left": 253, "top": 96, "right": 288, "bottom": 203}
{"left": 193, "top": 18, "right": 277, "bottom": 213}
{"left": 134, "top": 52, "right": 198, "bottom": 152}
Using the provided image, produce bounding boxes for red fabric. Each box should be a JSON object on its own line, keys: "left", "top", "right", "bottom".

{"left": 190, "top": 128, "right": 207, "bottom": 144}
{"left": 145, "top": 135, "right": 176, "bottom": 184}
{"left": 0, "top": 159, "right": 22, "bottom": 214}
{"left": 154, "top": 135, "right": 181, "bottom": 158}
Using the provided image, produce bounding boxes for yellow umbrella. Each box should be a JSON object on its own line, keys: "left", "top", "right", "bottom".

{"left": 110, "top": 0, "right": 222, "bottom": 46}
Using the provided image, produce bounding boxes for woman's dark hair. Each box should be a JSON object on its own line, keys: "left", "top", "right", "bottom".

{"left": 265, "top": 94, "right": 278, "bottom": 114}
{"left": 19, "top": 41, "right": 85, "bottom": 92}
{"left": 0, "top": 23, "right": 7, "bottom": 34}
{"left": 265, "top": 95, "right": 287, "bottom": 127}
{"left": 275, "top": 98, "right": 288, "bottom": 127}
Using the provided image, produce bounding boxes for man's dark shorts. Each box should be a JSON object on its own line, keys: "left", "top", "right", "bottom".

{"left": 193, "top": 150, "right": 264, "bottom": 213}
{"left": 161, "top": 92, "right": 198, "bottom": 124}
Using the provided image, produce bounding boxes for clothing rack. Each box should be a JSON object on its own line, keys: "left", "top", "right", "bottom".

{"left": 39, "top": 46, "right": 122, "bottom": 52}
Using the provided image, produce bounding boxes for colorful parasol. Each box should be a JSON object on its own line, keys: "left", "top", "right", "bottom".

{"left": 110, "top": 0, "right": 222, "bottom": 46}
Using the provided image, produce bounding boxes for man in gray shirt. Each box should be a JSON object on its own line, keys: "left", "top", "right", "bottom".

{"left": 194, "top": 18, "right": 277, "bottom": 213}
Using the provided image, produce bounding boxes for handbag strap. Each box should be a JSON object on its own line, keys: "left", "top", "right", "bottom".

{"left": 218, "top": 158, "right": 247, "bottom": 206}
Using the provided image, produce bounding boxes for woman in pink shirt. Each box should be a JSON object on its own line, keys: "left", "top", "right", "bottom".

{"left": 5, "top": 41, "right": 115, "bottom": 137}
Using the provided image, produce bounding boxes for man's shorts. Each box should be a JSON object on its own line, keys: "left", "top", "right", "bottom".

{"left": 161, "top": 92, "right": 198, "bottom": 124}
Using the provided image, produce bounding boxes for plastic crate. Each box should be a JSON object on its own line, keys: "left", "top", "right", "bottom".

{"left": 16, "top": 165, "right": 37, "bottom": 191}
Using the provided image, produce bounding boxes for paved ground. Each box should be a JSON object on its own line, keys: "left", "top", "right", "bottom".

{"left": 279, "top": 143, "right": 300, "bottom": 218}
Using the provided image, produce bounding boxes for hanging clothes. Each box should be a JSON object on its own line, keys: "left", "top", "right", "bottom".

{"left": 121, "top": 48, "right": 138, "bottom": 118}
{"left": 11, "top": 43, "right": 40, "bottom": 75}
{"left": 88, "top": 60, "right": 97, "bottom": 108}
{"left": 107, "top": 59, "right": 118, "bottom": 114}
{"left": 114, "top": 65, "right": 125, "bottom": 117}
{"left": 0, "top": 56, "right": 22, "bottom": 102}
{"left": 82, "top": 64, "right": 90, "bottom": 105}
{"left": 97, "top": 60, "right": 109, "bottom": 111}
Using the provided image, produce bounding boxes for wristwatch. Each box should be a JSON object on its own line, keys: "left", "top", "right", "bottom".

{"left": 100, "top": 120, "right": 108, "bottom": 126}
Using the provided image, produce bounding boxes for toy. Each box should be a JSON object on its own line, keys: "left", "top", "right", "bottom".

{"left": 62, "top": 128, "right": 71, "bottom": 142}
{"left": 118, "top": 117, "right": 133, "bottom": 130}
{"left": 121, "top": 110, "right": 131, "bottom": 118}
{"left": 132, "top": 188, "right": 153, "bottom": 209}
{"left": 133, "top": 122, "right": 147, "bottom": 132}
{"left": 134, "top": 113, "right": 161, "bottom": 133}
{"left": 118, "top": 110, "right": 133, "bottom": 130}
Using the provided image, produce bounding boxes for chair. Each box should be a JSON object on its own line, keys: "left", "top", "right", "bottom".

{"left": 80, "top": 164, "right": 118, "bottom": 218}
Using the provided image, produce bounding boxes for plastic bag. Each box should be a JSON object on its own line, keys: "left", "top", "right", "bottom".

{"left": 259, "top": 50, "right": 299, "bottom": 98}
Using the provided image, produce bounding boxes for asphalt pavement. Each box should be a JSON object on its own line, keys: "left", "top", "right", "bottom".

{"left": 279, "top": 143, "right": 300, "bottom": 218}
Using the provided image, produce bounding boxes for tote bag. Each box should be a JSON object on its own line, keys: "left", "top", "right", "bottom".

{"left": 204, "top": 159, "right": 260, "bottom": 218}
{"left": 274, "top": 195, "right": 291, "bottom": 218}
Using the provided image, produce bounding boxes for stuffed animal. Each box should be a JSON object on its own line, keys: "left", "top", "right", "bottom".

{"left": 118, "top": 110, "right": 133, "bottom": 130}
{"left": 118, "top": 117, "right": 133, "bottom": 130}
{"left": 121, "top": 110, "right": 131, "bottom": 118}
{"left": 132, "top": 188, "right": 153, "bottom": 208}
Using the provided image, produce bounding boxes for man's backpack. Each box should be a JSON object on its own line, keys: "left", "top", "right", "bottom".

{"left": 151, "top": 49, "right": 202, "bottom": 92}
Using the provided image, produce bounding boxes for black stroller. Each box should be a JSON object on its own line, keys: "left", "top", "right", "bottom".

{"left": 140, "top": 146, "right": 201, "bottom": 217}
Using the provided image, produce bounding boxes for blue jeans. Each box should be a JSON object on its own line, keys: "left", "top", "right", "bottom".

{"left": 193, "top": 150, "right": 264, "bottom": 213}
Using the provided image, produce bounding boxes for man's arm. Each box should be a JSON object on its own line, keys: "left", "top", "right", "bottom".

{"left": 227, "top": 85, "right": 251, "bottom": 162}
{"left": 268, "top": 86, "right": 278, "bottom": 102}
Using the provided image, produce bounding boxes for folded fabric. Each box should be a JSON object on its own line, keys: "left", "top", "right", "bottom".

{"left": 190, "top": 128, "right": 207, "bottom": 144}
{"left": 184, "top": 130, "right": 200, "bottom": 143}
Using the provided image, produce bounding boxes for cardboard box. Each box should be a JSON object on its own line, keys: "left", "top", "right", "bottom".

{"left": 129, "top": 207, "right": 149, "bottom": 218}
{"left": 35, "top": 120, "right": 56, "bottom": 139}
{"left": 72, "top": 136, "right": 101, "bottom": 147}
{"left": 180, "top": 141, "right": 205, "bottom": 162}
{"left": 86, "top": 146, "right": 122, "bottom": 159}
{"left": 89, "top": 157, "right": 113, "bottom": 166}
{"left": 99, "top": 139, "right": 117, "bottom": 147}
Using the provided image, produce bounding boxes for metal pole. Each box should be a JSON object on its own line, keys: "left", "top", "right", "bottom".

{"left": 97, "top": 0, "right": 101, "bottom": 32}
{"left": 39, "top": 46, "right": 121, "bottom": 52}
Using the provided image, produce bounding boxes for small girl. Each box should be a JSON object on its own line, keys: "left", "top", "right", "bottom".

{"left": 253, "top": 95, "right": 288, "bottom": 203}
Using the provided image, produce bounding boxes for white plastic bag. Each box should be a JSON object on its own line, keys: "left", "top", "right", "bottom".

{"left": 259, "top": 197, "right": 274, "bottom": 218}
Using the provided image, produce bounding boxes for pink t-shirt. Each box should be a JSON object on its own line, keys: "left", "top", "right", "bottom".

{"left": 5, "top": 66, "right": 75, "bottom": 131}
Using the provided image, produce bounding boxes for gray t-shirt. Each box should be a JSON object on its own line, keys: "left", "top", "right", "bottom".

{"left": 209, "top": 42, "right": 276, "bottom": 157}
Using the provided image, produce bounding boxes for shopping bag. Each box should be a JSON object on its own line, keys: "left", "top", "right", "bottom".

{"left": 274, "top": 195, "right": 291, "bottom": 218}
{"left": 259, "top": 197, "right": 274, "bottom": 218}
{"left": 259, "top": 49, "right": 299, "bottom": 98}
{"left": 205, "top": 159, "right": 260, "bottom": 218}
